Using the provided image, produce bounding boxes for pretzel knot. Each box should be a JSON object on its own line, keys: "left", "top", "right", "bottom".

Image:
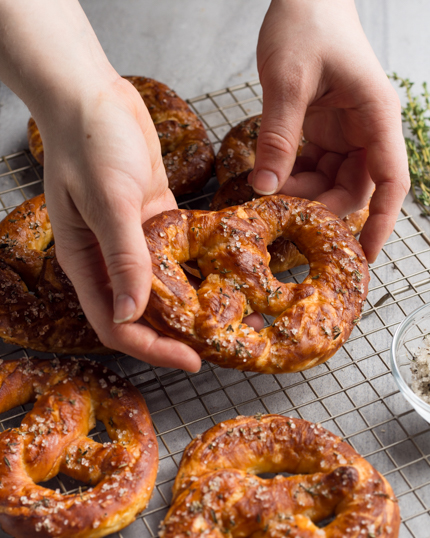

{"left": 143, "top": 195, "right": 370, "bottom": 373}
{"left": 161, "top": 415, "right": 400, "bottom": 538}
{"left": 0, "top": 358, "right": 158, "bottom": 538}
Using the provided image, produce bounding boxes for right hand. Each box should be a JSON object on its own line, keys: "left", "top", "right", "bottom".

{"left": 252, "top": 0, "right": 410, "bottom": 263}
{"left": 36, "top": 75, "right": 201, "bottom": 372}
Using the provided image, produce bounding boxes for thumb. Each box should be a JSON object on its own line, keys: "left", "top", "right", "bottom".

{"left": 90, "top": 202, "right": 151, "bottom": 325}
{"left": 251, "top": 80, "right": 308, "bottom": 195}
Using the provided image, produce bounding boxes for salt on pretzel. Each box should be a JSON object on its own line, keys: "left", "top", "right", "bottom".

{"left": 215, "top": 114, "right": 303, "bottom": 184}
{"left": 143, "top": 195, "right": 369, "bottom": 373}
{"left": 0, "top": 357, "right": 158, "bottom": 538}
{"left": 161, "top": 415, "right": 399, "bottom": 538}
{"left": 27, "top": 76, "right": 214, "bottom": 197}
{"left": 215, "top": 115, "right": 263, "bottom": 185}
{"left": 211, "top": 170, "right": 370, "bottom": 274}
{"left": 0, "top": 194, "right": 106, "bottom": 353}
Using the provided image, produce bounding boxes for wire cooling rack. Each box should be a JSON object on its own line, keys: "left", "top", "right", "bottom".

{"left": 1, "top": 80, "right": 430, "bottom": 537}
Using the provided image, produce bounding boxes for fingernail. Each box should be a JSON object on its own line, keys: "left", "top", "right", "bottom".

{"left": 114, "top": 294, "right": 136, "bottom": 323}
{"left": 186, "top": 363, "right": 201, "bottom": 374}
{"left": 252, "top": 170, "right": 279, "bottom": 195}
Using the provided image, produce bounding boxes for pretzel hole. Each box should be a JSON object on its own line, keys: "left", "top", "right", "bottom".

{"left": 257, "top": 471, "right": 293, "bottom": 479}
{"left": 41, "top": 472, "right": 88, "bottom": 495}
{"left": 316, "top": 515, "right": 336, "bottom": 528}
{"left": 89, "top": 419, "right": 111, "bottom": 443}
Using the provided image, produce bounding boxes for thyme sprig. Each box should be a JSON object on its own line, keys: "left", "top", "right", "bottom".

{"left": 391, "top": 73, "right": 430, "bottom": 215}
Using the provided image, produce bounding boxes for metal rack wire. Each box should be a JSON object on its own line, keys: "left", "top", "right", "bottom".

{"left": 1, "top": 80, "right": 430, "bottom": 537}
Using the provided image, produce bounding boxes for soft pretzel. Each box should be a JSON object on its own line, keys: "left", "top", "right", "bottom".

{"left": 215, "top": 115, "right": 262, "bottom": 185}
{"left": 27, "top": 76, "right": 214, "bottom": 197}
{"left": 0, "top": 357, "right": 158, "bottom": 538}
{"left": 211, "top": 170, "right": 370, "bottom": 273}
{"left": 215, "top": 114, "right": 304, "bottom": 184}
{"left": 161, "top": 415, "right": 399, "bottom": 538}
{"left": 0, "top": 194, "right": 106, "bottom": 353}
{"left": 143, "top": 195, "right": 369, "bottom": 373}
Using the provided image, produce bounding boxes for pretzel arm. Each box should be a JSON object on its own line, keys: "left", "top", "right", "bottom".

{"left": 59, "top": 437, "right": 132, "bottom": 485}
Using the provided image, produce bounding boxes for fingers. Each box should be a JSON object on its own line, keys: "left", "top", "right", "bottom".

{"left": 106, "top": 321, "right": 202, "bottom": 373}
{"left": 251, "top": 67, "right": 310, "bottom": 195}
{"left": 55, "top": 224, "right": 201, "bottom": 372}
{"left": 359, "top": 137, "right": 410, "bottom": 263}
{"left": 316, "top": 148, "right": 374, "bottom": 218}
{"left": 243, "top": 312, "right": 265, "bottom": 332}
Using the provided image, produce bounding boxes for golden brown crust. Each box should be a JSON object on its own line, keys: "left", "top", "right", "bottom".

{"left": 211, "top": 170, "right": 370, "bottom": 274}
{"left": 0, "top": 195, "right": 107, "bottom": 353}
{"left": 215, "top": 115, "right": 261, "bottom": 185}
{"left": 0, "top": 357, "right": 158, "bottom": 538}
{"left": 161, "top": 415, "right": 399, "bottom": 538}
{"left": 215, "top": 114, "right": 303, "bottom": 186}
{"left": 124, "top": 76, "right": 214, "bottom": 196}
{"left": 143, "top": 195, "right": 369, "bottom": 373}
{"left": 26, "top": 76, "right": 215, "bottom": 197}
{"left": 27, "top": 117, "right": 44, "bottom": 166}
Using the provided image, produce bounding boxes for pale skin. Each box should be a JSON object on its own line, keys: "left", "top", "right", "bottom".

{"left": 0, "top": 0, "right": 410, "bottom": 371}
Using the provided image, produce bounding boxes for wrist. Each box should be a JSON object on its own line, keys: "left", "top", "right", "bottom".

{"left": 0, "top": 0, "right": 118, "bottom": 119}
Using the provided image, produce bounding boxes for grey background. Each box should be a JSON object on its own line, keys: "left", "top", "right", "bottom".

{"left": 1, "top": 0, "right": 430, "bottom": 230}
{"left": 2, "top": 0, "right": 430, "bottom": 151}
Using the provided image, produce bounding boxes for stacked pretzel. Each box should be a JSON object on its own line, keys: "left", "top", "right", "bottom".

{"left": 161, "top": 414, "right": 400, "bottom": 538}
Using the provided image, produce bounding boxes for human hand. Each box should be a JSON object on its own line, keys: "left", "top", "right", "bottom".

{"left": 0, "top": 0, "right": 201, "bottom": 370}
{"left": 36, "top": 76, "right": 201, "bottom": 371}
{"left": 252, "top": 0, "right": 410, "bottom": 263}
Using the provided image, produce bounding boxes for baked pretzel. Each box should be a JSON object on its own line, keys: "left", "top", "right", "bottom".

{"left": 215, "top": 115, "right": 262, "bottom": 185}
{"left": 211, "top": 170, "right": 370, "bottom": 273}
{"left": 27, "top": 117, "right": 44, "bottom": 166}
{"left": 161, "top": 415, "right": 399, "bottom": 538}
{"left": 215, "top": 114, "right": 303, "bottom": 184}
{"left": 0, "top": 357, "right": 158, "bottom": 538}
{"left": 0, "top": 194, "right": 106, "bottom": 353}
{"left": 143, "top": 195, "right": 369, "bottom": 373}
{"left": 27, "top": 76, "right": 214, "bottom": 197}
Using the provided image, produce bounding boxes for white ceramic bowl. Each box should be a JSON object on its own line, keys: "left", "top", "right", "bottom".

{"left": 391, "top": 302, "right": 430, "bottom": 423}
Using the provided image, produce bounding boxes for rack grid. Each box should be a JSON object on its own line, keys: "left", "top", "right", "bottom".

{"left": 0, "top": 80, "right": 430, "bottom": 537}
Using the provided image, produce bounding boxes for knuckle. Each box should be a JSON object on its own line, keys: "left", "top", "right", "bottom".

{"left": 384, "top": 85, "right": 401, "bottom": 110}
{"left": 97, "top": 328, "right": 114, "bottom": 349}
{"left": 259, "top": 54, "right": 311, "bottom": 102}
{"left": 258, "top": 128, "right": 297, "bottom": 159}
{"left": 399, "top": 174, "right": 411, "bottom": 197}
{"left": 104, "top": 250, "right": 145, "bottom": 281}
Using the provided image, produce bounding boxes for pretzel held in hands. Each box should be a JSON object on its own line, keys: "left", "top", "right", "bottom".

{"left": 0, "top": 357, "right": 158, "bottom": 538}
{"left": 143, "top": 195, "right": 369, "bottom": 373}
{"left": 161, "top": 415, "right": 399, "bottom": 538}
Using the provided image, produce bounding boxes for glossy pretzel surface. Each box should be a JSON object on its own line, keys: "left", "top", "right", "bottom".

{"left": 0, "top": 194, "right": 105, "bottom": 353}
{"left": 161, "top": 415, "right": 399, "bottom": 538}
{"left": 27, "top": 76, "right": 214, "bottom": 196}
{"left": 143, "top": 195, "right": 369, "bottom": 373}
{"left": 215, "top": 115, "right": 262, "bottom": 185}
{"left": 211, "top": 170, "right": 370, "bottom": 273}
{"left": 0, "top": 357, "right": 158, "bottom": 538}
